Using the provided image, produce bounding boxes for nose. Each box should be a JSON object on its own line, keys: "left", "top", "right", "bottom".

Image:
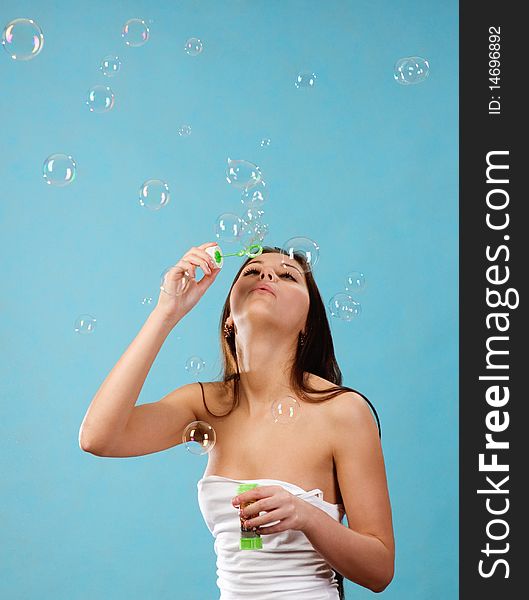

{"left": 259, "top": 267, "right": 277, "bottom": 281}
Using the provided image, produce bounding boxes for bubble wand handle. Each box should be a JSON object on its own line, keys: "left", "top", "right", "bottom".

{"left": 220, "top": 244, "right": 263, "bottom": 259}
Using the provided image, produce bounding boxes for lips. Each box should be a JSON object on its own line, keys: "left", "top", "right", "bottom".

{"left": 251, "top": 284, "right": 276, "bottom": 296}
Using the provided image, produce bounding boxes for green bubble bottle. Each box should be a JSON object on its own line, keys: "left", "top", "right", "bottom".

{"left": 237, "top": 483, "right": 263, "bottom": 550}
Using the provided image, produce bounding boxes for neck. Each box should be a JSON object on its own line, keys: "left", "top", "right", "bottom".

{"left": 234, "top": 327, "right": 299, "bottom": 415}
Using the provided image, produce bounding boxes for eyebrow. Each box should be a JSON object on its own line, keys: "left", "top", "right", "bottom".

{"left": 247, "top": 259, "right": 304, "bottom": 276}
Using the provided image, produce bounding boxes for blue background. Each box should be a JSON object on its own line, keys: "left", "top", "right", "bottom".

{"left": 0, "top": 1, "right": 458, "bottom": 598}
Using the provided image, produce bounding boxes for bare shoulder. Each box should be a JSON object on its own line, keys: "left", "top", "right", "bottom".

{"left": 306, "top": 373, "right": 377, "bottom": 429}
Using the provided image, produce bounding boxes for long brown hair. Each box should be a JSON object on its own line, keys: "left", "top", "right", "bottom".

{"left": 204, "top": 245, "right": 381, "bottom": 599}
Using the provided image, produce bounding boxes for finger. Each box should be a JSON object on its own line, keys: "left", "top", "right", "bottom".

{"left": 239, "top": 499, "right": 263, "bottom": 518}
{"left": 174, "top": 259, "right": 196, "bottom": 279}
{"left": 234, "top": 485, "right": 273, "bottom": 506}
{"left": 254, "top": 524, "right": 279, "bottom": 535}
{"left": 182, "top": 252, "right": 212, "bottom": 275}
{"left": 198, "top": 241, "right": 220, "bottom": 249}
{"left": 198, "top": 248, "right": 218, "bottom": 271}
{"left": 244, "top": 506, "right": 283, "bottom": 528}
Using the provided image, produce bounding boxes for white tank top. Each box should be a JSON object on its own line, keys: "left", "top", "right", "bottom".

{"left": 197, "top": 474, "right": 346, "bottom": 599}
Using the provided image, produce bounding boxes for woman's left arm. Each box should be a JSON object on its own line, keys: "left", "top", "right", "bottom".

{"left": 302, "top": 392, "right": 395, "bottom": 593}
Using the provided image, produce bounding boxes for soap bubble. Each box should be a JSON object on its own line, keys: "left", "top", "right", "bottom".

{"left": 160, "top": 265, "right": 191, "bottom": 296}
{"left": 86, "top": 84, "right": 115, "bottom": 113}
{"left": 295, "top": 72, "right": 316, "bottom": 88}
{"left": 244, "top": 221, "right": 269, "bottom": 245}
{"left": 185, "top": 356, "right": 206, "bottom": 378}
{"left": 260, "top": 138, "right": 271, "bottom": 148}
{"left": 122, "top": 18, "right": 150, "bottom": 47}
{"left": 241, "top": 180, "right": 267, "bottom": 208}
{"left": 139, "top": 179, "right": 170, "bottom": 210}
{"left": 141, "top": 297, "right": 153, "bottom": 305}
{"left": 242, "top": 207, "right": 265, "bottom": 226}
{"left": 345, "top": 271, "right": 366, "bottom": 292}
{"left": 394, "top": 56, "right": 430, "bottom": 85}
{"left": 183, "top": 420, "right": 216, "bottom": 455}
{"left": 42, "top": 154, "right": 77, "bottom": 187}
{"left": 215, "top": 213, "right": 246, "bottom": 243}
{"left": 240, "top": 208, "right": 267, "bottom": 246}
{"left": 178, "top": 124, "right": 192, "bottom": 136}
{"left": 281, "top": 237, "right": 320, "bottom": 273}
{"left": 2, "top": 18, "right": 44, "bottom": 61}
{"left": 74, "top": 314, "right": 97, "bottom": 334}
{"left": 328, "top": 293, "right": 361, "bottom": 321}
{"left": 271, "top": 396, "right": 302, "bottom": 424}
{"left": 226, "top": 158, "right": 262, "bottom": 189}
{"left": 184, "top": 37, "right": 203, "bottom": 56}
{"left": 99, "top": 55, "right": 121, "bottom": 77}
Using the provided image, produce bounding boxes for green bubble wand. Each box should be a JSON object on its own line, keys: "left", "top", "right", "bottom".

{"left": 206, "top": 242, "right": 263, "bottom": 269}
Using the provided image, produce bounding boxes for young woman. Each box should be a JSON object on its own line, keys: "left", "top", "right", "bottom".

{"left": 79, "top": 241, "right": 395, "bottom": 599}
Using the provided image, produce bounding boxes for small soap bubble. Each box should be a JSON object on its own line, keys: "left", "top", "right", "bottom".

{"left": 260, "top": 138, "right": 271, "bottom": 148}
{"left": 242, "top": 207, "right": 265, "bottom": 226}
{"left": 345, "top": 271, "right": 366, "bottom": 292}
{"left": 183, "top": 420, "right": 216, "bottom": 455}
{"left": 2, "top": 18, "right": 44, "bottom": 61}
{"left": 281, "top": 237, "right": 320, "bottom": 273}
{"left": 247, "top": 222, "right": 269, "bottom": 244}
{"left": 100, "top": 55, "right": 121, "bottom": 77}
{"left": 178, "top": 124, "right": 192, "bottom": 136}
{"left": 42, "top": 154, "right": 77, "bottom": 187}
{"left": 139, "top": 179, "right": 170, "bottom": 210}
{"left": 141, "top": 297, "right": 153, "bottom": 305}
{"left": 160, "top": 265, "right": 191, "bottom": 296}
{"left": 271, "top": 396, "right": 302, "bottom": 424}
{"left": 328, "top": 293, "right": 361, "bottom": 321}
{"left": 215, "top": 213, "right": 246, "bottom": 243}
{"left": 295, "top": 72, "right": 316, "bottom": 88}
{"left": 184, "top": 37, "right": 203, "bottom": 56}
{"left": 122, "top": 18, "right": 150, "bottom": 47}
{"left": 86, "top": 84, "right": 115, "bottom": 113}
{"left": 185, "top": 356, "right": 206, "bottom": 378}
{"left": 74, "top": 314, "right": 97, "bottom": 334}
{"left": 240, "top": 180, "right": 267, "bottom": 208}
{"left": 240, "top": 208, "right": 267, "bottom": 246}
{"left": 394, "top": 56, "right": 430, "bottom": 85}
{"left": 226, "top": 158, "right": 262, "bottom": 189}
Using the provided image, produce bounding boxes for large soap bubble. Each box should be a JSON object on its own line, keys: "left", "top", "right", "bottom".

{"left": 281, "top": 237, "right": 320, "bottom": 273}
{"left": 2, "top": 18, "right": 44, "bottom": 61}
{"left": 215, "top": 213, "right": 246, "bottom": 243}
{"left": 183, "top": 421, "right": 216, "bottom": 455}
{"left": 226, "top": 158, "right": 262, "bottom": 189}
{"left": 328, "top": 293, "right": 361, "bottom": 321}
{"left": 271, "top": 396, "right": 302, "bottom": 424}
{"left": 122, "top": 18, "right": 150, "bottom": 47}
{"left": 139, "top": 179, "right": 170, "bottom": 210}
{"left": 42, "top": 154, "right": 77, "bottom": 187}
{"left": 86, "top": 85, "right": 115, "bottom": 113}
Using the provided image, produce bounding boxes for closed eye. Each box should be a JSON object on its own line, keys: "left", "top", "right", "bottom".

{"left": 242, "top": 267, "right": 296, "bottom": 281}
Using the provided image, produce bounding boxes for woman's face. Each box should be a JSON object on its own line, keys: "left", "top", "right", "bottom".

{"left": 227, "top": 252, "right": 310, "bottom": 336}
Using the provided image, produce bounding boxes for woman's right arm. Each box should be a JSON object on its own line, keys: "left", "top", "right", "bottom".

{"left": 78, "top": 242, "right": 221, "bottom": 456}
